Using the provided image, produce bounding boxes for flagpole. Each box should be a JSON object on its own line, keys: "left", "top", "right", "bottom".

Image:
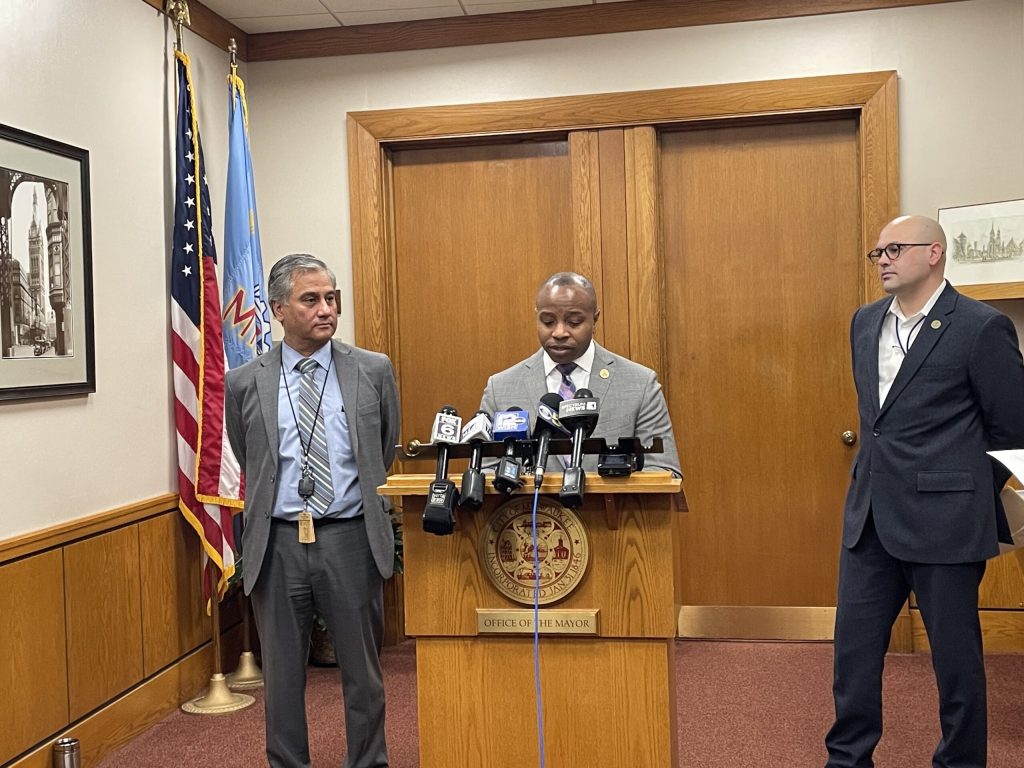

{"left": 220, "top": 35, "right": 265, "bottom": 693}
{"left": 226, "top": 599, "right": 264, "bottom": 690}
{"left": 227, "top": 514, "right": 264, "bottom": 690}
{"left": 182, "top": 564, "right": 255, "bottom": 714}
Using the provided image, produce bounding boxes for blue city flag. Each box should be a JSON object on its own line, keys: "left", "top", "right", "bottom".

{"left": 221, "top": 71, "right": 271, "bottom": 369}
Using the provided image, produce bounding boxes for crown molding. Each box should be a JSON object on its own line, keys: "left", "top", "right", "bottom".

{"left": 246, "top": 0, "right": 963, "bottom": 61}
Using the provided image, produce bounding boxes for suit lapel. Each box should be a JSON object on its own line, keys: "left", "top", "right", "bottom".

{"left": 586, "top": 343, "right": 615, "bottom": 404}
{"left": 864, "top": 302, "right": 887, "bottom": 416}
{"left": 333, "top": 341, "right": 359, "bottom": 456}
{"left": 521, "top": 350, "right": 549, "bottom": 410}
{"left": 256, "top": 345, "right": 283, "bottom": 463}
{"left": 878, "top": 283, "right": 956, "bottom": 418}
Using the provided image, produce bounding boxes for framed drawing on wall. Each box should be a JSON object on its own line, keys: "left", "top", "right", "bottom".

{"left": 0, "top": 124, "right": 94, "bottom": 401}
{"left": 938, "top": 199, "right": 1024, "bottom": 300}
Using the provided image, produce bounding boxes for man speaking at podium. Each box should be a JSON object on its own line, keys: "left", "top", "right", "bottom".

{"left": 825, "top": 216, "right": 1024, "bottom": 768}
{"left": 479, "top": 271, "right": 681, "bottom": 477}
{"left": 225, "top": 254, "right": 399, "bottom": 768}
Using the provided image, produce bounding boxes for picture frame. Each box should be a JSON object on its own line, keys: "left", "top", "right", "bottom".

{"left": 938, "top": 198, "right": 1024, "bottom": 300}
{"left": 0, "top": 124, "right": 94, "bottom": 401}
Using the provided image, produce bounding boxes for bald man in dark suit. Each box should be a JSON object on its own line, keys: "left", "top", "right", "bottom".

{"left": 825, "top": 216, "right": 1024, "bottom": 768}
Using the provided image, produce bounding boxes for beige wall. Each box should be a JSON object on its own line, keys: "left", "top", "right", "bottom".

{"left": 0, "top": 0, "right": 233, "bottom": 538}
{"left": 1, "top": 0, "right": 1022, "bottom": 537}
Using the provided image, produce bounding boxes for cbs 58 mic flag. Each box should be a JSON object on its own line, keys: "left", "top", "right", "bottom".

{"left": 170, "top": 50, "right": 243, "bottom": 600}
{"left": 222, "top": 70, "right": 271, "bottom": 369}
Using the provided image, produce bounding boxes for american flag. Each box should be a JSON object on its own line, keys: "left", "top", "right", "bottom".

{"left": 170, "top": 50, "right": 242, "bottom": 599}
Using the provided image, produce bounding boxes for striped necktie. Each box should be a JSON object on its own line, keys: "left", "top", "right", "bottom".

{"left": 555, "top": 362, "right": 577, "bottom": 466}
{"left": 297, "top": 357, "right": 334, "bottom": 516}
{"left": 556, "top": 362, "right": 577, "bottom": 400}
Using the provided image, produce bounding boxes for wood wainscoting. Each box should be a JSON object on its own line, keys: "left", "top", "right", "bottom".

{"left": 0, "top": 495, "right": 243, "bottom": 767}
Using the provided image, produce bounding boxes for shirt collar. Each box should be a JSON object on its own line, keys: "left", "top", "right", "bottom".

{"left": 888, "top": 279, "right": 947, "bottom": 322}
{"left": 281, "top": 340, "right": 333, "bottom": 372}
{"left": 542, "top": 340, "right": 596, "bottom": 377}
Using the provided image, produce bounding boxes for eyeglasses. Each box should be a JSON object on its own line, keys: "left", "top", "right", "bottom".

{"left": 866, "top": 243, "right": 932, "bottom": 264}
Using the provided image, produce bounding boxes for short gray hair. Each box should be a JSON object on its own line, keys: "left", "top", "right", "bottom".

{"left": 267, "top": 254, "right": 337, "bottom": 304}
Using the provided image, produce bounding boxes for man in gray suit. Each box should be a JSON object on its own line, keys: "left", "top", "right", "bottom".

{"left": 480, "top": 271, "right": 681, "bottom": 477}
{"left": 825, "top": 216, "right": 1024, "bottom": 768}
{"left": 224, "top": 254, "right": 400, "bottom": 768}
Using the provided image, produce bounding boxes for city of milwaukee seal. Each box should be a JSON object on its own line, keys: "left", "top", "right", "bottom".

{"left": 479, "top": 496, "right": 590, "bottom": 606}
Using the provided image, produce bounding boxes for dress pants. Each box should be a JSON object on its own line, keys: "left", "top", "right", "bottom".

{"left": 825, "top": 513, "right": 987, "bottom": 768}
{"left": 251, "top": 517, "right": 388, "bottom": 768}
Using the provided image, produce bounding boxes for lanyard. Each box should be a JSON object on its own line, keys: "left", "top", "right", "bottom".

{"left": 894, "top": 315, "right": 926, "bottom": 356}
{"left": 281, "top": 355, "right": 333, "bottom": 497}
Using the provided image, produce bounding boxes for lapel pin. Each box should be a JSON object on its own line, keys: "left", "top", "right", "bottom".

{"left": 599, "top": 368, "right": 610, "bottom": 379}
{"left": 931, "top": 320, "right": 941, "bottom": 329}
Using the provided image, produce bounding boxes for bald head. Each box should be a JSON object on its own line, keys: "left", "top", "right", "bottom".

{"left": 535, "top": 272, "right": 598, "bottom": 313}
{"left": 874, "top": 214, "right": 948, "bottom": 312}
{"left": 882, "top": 215, "right": 947, "bottom": 256}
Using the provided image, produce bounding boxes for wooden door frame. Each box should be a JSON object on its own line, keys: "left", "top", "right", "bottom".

{"left": 348, "top": 71, "right": 898, "bottom": 644}
{"left": 348, "top": 70, "right": 896, "bottom": 363}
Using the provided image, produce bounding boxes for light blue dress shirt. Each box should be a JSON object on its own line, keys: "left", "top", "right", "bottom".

{"left": 274, "top": 341, "right": 363, "bottom": 520}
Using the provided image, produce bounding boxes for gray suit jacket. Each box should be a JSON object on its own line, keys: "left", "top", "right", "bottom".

{"left": 845, "top": 283, "right": 1024, "bottom": 562}
{"left": 480, "top": 342, "right": 682, "bottom": 477}
{"left": 224, "top": 340, "right": 401, "bottom": 593}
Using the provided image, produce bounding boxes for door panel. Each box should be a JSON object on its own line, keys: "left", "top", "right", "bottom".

{"left": 390, "top": 141, "right": 573, "bottom": 450}
{"left": 659, "top": 119, "right": 862, "bottom": 607}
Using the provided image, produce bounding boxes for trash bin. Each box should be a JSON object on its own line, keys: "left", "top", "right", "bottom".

{"left": 52, "top": 737, "right": 80, "bottom": 768}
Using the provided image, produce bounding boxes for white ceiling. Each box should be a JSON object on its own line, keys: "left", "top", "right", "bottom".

{"left": 202, "top": 0, "right": 633, "bottom": 34}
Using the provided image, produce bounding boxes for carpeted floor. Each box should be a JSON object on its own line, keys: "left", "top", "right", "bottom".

{"left": 97, "top": 640, "right": 1024, "bottom": 767}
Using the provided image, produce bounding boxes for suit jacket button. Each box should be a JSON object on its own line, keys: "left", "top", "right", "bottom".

{"left": 872, "top": 429, "right": 880, "bottom": 437}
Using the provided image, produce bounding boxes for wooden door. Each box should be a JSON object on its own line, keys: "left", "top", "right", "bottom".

{"left": 389, "top": 140, "right": 573, "bottom": 450}
{"left": 659, "top": 119, "right": 862, "bottom": 627}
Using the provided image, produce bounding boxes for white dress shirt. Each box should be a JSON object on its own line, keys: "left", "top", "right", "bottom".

{"left": 543, "top": 340, "right": 596, "bottom": 394}
{"left": 877, "top": 280, "right": 947, "bottom": 405}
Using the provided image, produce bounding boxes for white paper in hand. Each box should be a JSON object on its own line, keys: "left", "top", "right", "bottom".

{"left": 987, "top": 449, "right": 1024, "bottom": 554}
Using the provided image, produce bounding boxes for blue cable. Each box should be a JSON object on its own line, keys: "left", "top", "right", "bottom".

{"left": 531, "top": 486, "right": 546, "bottom": 768}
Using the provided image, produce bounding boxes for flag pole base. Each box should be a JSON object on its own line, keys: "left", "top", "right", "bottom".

{"left": 181, "top": 673, "right": 255, "bottom": 714}
{"left": 226, "top": 651, "right": 264, "bottom": 690}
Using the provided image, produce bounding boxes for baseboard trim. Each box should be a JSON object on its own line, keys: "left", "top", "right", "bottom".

{"left": 678, "top": 605, "right": 836, "bottom": 641}
{"left": 911, "top": 608, "right": 1024, "bottom": 653}
{"left": 678, "top": 605, "right": 1024, "bottom": 651}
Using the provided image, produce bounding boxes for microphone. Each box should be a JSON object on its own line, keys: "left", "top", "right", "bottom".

{"left": 532, "top": 392, "right": 567, "bottom": 486}
{"left": 458, "top": 410, "right": 492, "bottom": 510}
{"left": 423, "top": 406, "right": 462, "bottom": 535}
{"left": 558, "top": 388, "right": 600, "bottom": 507}
{"left": 492, "top": 407, "right": 529, "bottom": 494}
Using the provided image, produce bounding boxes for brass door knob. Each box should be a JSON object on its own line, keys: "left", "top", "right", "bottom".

{"left": 841, "top": 430, "right": 858, "bottom": 446}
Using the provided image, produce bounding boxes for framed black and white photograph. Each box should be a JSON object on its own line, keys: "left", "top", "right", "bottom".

{"left": 0, "top": 124, "right": 94, "bottom": 401}
{"left": 938, "top": 198, "right": 1024, "bottom": 300}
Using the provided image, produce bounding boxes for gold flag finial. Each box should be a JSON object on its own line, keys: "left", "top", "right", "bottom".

{"left": 166, "top": 0, "right": 191, "bottom": 50}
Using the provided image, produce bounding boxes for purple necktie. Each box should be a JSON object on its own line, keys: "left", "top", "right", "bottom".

{"left": 556, "top": 362, "right": 577, "bottom": 400}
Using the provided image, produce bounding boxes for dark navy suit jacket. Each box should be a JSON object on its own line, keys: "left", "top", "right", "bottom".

{"left": 844, "top": 282, "right": 1024, "bottom": 563}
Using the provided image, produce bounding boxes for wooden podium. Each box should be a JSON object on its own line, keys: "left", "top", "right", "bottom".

{"left": 380, "top": 471, "right": 683, "bottom": 768}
